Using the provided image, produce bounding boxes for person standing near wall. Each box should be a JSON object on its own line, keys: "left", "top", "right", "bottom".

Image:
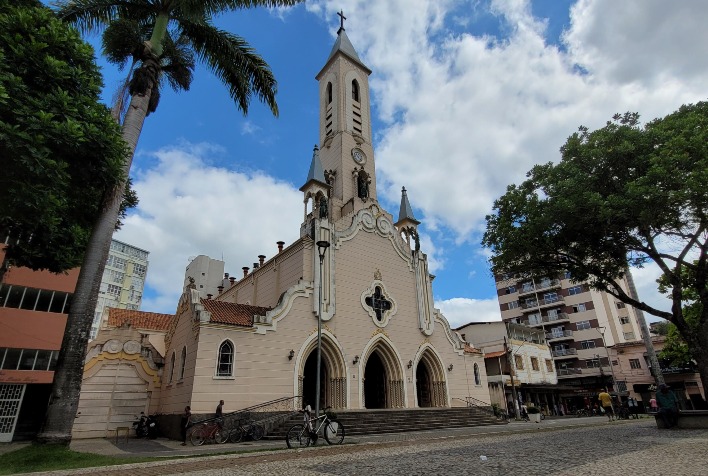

{"left": 656, "top": 384, "right": 680, "bottom": 429}
{"left": 180, "top": 406, "right": 192, "bottom": 446}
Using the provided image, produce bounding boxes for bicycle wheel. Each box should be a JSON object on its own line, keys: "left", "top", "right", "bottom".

{"left": 324, "top": 420, "right": 345, "bottom": 445}
{"left": 190, "top": 426, "right": 206, "bottom": 446}
{"left": 251, "top": 424, "right": 264, "bottom": 441}
{"left": 229, "top": 426, "right": 245, "bottom": 443}
{"left": 286, "top": 424, "right": 310, "bottom": 449}
{"left": 215, "top": 427, "right": 229, "bottom": 444}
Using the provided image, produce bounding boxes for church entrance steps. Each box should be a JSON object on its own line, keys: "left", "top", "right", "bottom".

{"left": 266, "top": 407, "right": 503, "bottom": 439}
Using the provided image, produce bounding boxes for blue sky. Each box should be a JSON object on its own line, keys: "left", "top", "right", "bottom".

{"left": 82, "top": 0, "right": 708, "bottom": 327}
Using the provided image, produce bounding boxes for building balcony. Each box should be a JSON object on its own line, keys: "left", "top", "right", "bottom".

{"left": 517, "top": 279, "right": 561, "bottom": 297}
{"left": 524, "top": 312, "right": 570, "bottom": 327}
{"left": 546, "top": 330, "right": 574, "bottom": 341}
{"left": 552, "top": 348, "right": 577, "bottom": 358}
{"left": 520, "top": 295, "right": 565, "bottom": 310}
{"left": 556, "top": 368, "right": 582, "bottom": 377}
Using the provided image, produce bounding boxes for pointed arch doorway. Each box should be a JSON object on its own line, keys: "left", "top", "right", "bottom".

{"left": 364, "top": 352, "right": 387, "bottom": 408}
{"left": 302, "top": 351, "right": 327, "bottom": 410}
{"left": 416, "top": 362, "right": 432, "bottom": 407}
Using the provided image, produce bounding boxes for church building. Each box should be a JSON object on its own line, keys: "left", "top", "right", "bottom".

{"left": 74, "top": 22, "right": 489, "bottom": 437}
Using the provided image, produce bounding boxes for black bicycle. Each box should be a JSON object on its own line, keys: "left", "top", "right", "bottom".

{"left": 286, "top": 407, "right": 345, "bottom": 448}
{"left": 228, "top": 419, "right": 265, "bottom": 443}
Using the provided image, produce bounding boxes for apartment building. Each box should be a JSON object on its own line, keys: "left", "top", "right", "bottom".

{"left": 458, "top": 321, "right": 558, "bottom": 415}
{"left": 90, "top": 239, "right": 149, "bottom": 339}
{"left": 495, "top": 272, "right": 643, "bottom": 410}
{"left": 0, "top": 236, "right": 79, "bottom": 441}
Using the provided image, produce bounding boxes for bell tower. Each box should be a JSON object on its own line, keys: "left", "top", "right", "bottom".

{"left": 315, "top": 13, "right": 376, "bottom": 221}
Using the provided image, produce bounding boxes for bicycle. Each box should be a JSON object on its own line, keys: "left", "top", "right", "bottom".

{"left": 228, "top": 419, "right": 265, "bottom": 443}
{"left": 286, "top": 406, "right": 345, "bottom": 448}
{"left": 189, "top": 419, "right": 228, "bottom": 446}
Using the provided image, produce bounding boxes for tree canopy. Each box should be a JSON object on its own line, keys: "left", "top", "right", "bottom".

{"left": 482, "top": 101, "right": 708, "bottom": 395}
{"left": 0, "top": 0, "right": 129, "bottom": 274}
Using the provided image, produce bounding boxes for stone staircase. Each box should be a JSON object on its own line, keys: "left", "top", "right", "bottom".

{"left": 266, "top": 406, "right": 503, "bottom": 439}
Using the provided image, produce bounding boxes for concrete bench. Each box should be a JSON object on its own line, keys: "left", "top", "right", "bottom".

{"left": 655, "top": 410, "right": 708, "bottom": 429}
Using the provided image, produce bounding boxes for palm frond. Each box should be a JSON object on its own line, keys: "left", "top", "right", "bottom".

{"left": 55, "top": 0, "right": 156, "bottom": 35}
{"left": 102, "top": 17, "right": 144, "bottom": 67}
{"left": 176, "top": 0, "right": 303, "bottom": 18}
{"left": 180, "top": 19, "right": 278, "bottom": 116}
{"left": 161, "top": 33, "right": 195, "bottom": 92}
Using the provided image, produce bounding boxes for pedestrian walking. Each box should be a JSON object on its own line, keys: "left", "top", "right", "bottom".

{"left": 649, "top": 396, "right": 658, "bottom": 413}
{"left": 215, "top": 399, "right": 225, "bottom": 428}
{"left": 598, "top": 390, "right": 614, "bottom": 422}
{"left": 180, "top": 405, "right": 192, "bottom": 445}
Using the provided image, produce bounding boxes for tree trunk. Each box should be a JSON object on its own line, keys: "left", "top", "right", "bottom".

{"left": 36, "top": 90, "right": 152, "bottom": 445}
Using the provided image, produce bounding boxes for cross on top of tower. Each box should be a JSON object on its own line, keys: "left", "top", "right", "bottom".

{"left": 337, "top": 10, "right": 347, "bottom": 32}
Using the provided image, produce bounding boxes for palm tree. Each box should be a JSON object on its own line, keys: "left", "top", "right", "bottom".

{"left": 38, "top": 0, "right": 302, "bottom": 444}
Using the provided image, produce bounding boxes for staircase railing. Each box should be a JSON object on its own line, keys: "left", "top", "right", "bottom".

{"left": 454, "top": 397, "right": 506, "bottom": 421}
{"left": 192, "top": 395, "right": 303, "bottom": 436}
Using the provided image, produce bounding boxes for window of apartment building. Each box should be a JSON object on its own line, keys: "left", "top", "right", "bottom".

{"left": 619, "top": 316, "right": 630, "bottom": 325}
{"left": 564, "top": 271, "right": 572, "bottom": 279}
{"left": 107, "top": 255, "right": 126, "bottom": 270}
{"left": 547, "top": 309, "right": 559, "bottom": 318}
{"left": 539, "top": 278, "right": 552, "bottom": 288}
{"left": 586, "top": 358, "right": 601, "bottom": 368}
{"left": 528, "top": 313, "right": 542, "bottom": 325}
{"left": 521, "top": 281, "right": 534, "bottom": 292}
{"left": 508, "top": 300, "right": 520, "bottom": 310}
{"left": 573, "top": 303, "right": 587, "bottom": 313}
{"left": 629, "top": 359, "right": 641, "bottom": 369}
{"left": 1, "top": 348, "right": 57, "bottom": 371}
{"left": 531, "top": 357, "right": 539, "bottom": 371}
{"left": 545, "top": 359, "right": 553, "bottom": 372}
{"left": 106, "top": 284, "right": 121, "bottom": 297}
{"left": 580, "top": 340, "right": 596, "bottom": 349}
{"left": 524, "top": 298, "right": 537, "bottom": 307}
{"left": 543, "top": 292, "right": 558, "bottom": 303}
{"left": 623, "top": 332, "right": 635, "bottom": 340}
{"left": 514, "top": 355, "right": 524, "bottom": 370}
{"left": 616, "top": 301, "right": 626, "bottom": 309}
{"left": 576, "top": 320, "right": 591, "bottom": 330}
{"left": 568, "top": 285, "right": 583, "bottom": 295}
{"left": 0, "top": 285, "right": 72, "bottom": 314}
{"left": 506, "top": 286, "right": 516, "bottom": 294}
{"left": 132, "top": 263, "right": 147, "bottom": 278}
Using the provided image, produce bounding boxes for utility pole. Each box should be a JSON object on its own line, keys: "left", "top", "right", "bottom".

{"left": 504, "top": 336, "right": 521, "bottom": 420}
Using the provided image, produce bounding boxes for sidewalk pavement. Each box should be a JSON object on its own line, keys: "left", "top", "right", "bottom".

{"left": 1, "top": 414, "right": 646, "bottom": 460}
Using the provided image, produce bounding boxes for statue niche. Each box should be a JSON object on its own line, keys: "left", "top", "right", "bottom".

{"left": 355, "top": 168, "right": 370, "bottom": 201}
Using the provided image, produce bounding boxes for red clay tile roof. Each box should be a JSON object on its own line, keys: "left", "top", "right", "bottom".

{"left": 484, "top": 350, "right": 507, "bottom": 359}
{"left": 201, "top": 299, "right": 270, "bottom": 327}
{"left": 107, "top": 308, "right": 173, "bottom": 331}
{"left": 464, "top": 344, "right": 482, "bottom": 354}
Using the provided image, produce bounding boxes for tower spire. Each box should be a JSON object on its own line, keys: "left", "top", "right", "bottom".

{"left": 397, "top": 187, "right": 420, "bottom": 225}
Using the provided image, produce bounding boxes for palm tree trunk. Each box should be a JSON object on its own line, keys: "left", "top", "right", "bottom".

{"left": 36, "top": 89, "right": 152, "bottom": 445}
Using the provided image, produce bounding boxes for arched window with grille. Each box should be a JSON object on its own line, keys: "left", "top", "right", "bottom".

{"left": 352, "top": 79, "right": 359, "bottom": 102}
{"left": 474, "top": 363, "right": 481, "bottom": 385}
{"left": 216, "top": 340, "right": 234, "bottom": 377}
{"left": 179, "top": 346, "right": 187, "bottom": 380}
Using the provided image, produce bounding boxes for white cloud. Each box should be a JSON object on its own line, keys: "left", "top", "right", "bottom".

{"left": 241, "top": 121, "right": 261, "bottom": 136}
{"left": 115, "top": 143, "right": 303, "bottom": 313}
{"left": 436, "top": 297, "right": 502, "bottom": 328}
{"left": 628, "top": 263, "right": 671, "bottom": 324}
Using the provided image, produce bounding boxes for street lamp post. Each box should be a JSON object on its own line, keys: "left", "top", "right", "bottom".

{"left": 315, "top": 240, "right": 330, "bottom": 419}
{"left": 597, "top": 327, "right": 619, "bottom": 394}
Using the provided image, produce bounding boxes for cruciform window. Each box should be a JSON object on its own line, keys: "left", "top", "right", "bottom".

{"left": 365, "top": 286, "right": 392, "bottom": 322}
{"left": 361, "top": 280, "right": 397, "bottom": 328}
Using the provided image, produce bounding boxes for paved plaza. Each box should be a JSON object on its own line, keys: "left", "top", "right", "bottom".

{"left": 14, "top": 418, "right": 708, "bottom": 476}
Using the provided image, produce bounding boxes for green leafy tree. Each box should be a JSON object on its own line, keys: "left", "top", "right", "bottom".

{"left": 0, "top": 0, "right": 129, "bottom": 280}
{"left": 39, "top": 0, "right": 302, "bottom": 445}
{"left": 483, "top": 102, "right": 708, "bottom": 398}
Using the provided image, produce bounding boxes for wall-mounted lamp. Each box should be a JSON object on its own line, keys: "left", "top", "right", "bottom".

{"left": 407, "top": 360, "right": 413, "bottom": 369}
{"left": 288, "top": 350, "right": 295, "bottom": 360}
{"left": 353, "top": 355, "right": 359, "bottom": 365}
{"left": 448, "top": 364, "right": 454, "bottom": 371}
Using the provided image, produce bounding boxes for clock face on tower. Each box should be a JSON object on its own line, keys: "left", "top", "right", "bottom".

{"left": 352, "top": 148, "right": 367, "bottom": 165}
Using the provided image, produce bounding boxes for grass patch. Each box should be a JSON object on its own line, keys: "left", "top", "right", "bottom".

{"left": 0, "top": 444, "right": 159, "bottom": 475}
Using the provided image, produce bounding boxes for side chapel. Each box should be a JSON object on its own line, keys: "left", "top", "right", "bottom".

{"left": 77, "top": 21, "right": 489, "bottom": 435}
